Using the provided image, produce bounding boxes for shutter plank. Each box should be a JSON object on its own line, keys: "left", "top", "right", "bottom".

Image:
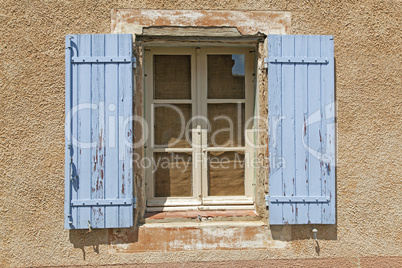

{"left": 294, "top": 35, "right": 309, "bottom": 224}
{"left": 268, "top": 35, "right": 283, "bottom": 224}
{"left": 104, "top": 34, "right": 120, "bottom": 228}
{"left": 70, "top": 37, "right": 79, "bottom": 228}
{"left": 91, "top": 34, "right": 105, "bottom": 228}
{"left": 321, "top": 36, "right": 336, "bottom": 224}
{"left": 64, "top": 36, "right": 73, "bottom": 229}
{"left": 118, "top": 34, "right": 133, "bottom": 227}
{"left": 281, "top": 35, "right": 296, "bottom": 224}
{"left": 307, "top": 35, "right": 323, "bottom": 224}
{"left": 77, "top": 35, "right": 93, "bottom": 229}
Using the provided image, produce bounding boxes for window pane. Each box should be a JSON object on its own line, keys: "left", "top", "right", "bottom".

{"left": 154, "top": 55, "right": 191, "bottom": 99}
{"left": 154, "top": 104, "right": 192, "bottom": 148}
{"left": 154, "top": 152, "right": 192, "bottom": 197}
{"left": 207, "top": 54, "right": 245, "bottom": 99}
{"left": 208, "top": 152, "right": 245, "bottom": 196}
{"left": 208, "top": 103, "right": 245, "bottom": 147}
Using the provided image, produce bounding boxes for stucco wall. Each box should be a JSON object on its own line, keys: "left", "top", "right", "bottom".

{"left": 0, "top": 0, "right": 401, "bottom": 267}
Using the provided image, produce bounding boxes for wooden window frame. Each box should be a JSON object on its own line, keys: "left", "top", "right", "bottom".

{"left": 144, "top": 46, "right": 257, "bottom": 212}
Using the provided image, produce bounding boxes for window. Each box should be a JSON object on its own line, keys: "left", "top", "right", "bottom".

{"left": 64, "top": 33, "right": 336, "bottom": 229}
{"left": 144, "top": 47, "right": 256, "bottom": 211}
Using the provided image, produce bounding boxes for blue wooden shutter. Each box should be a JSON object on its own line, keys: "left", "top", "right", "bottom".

{"left": 267, "top": 35, "right": 335, "bottom": 225}
{"left": 65, "top": 34, "right": 135, "bottom": 229}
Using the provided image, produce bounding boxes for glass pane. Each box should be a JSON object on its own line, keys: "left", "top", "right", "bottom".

{"left": 154, "top": 152, "right": 192, "bottom": 197}
{"left": 208, "top": 152, "right": 245, "bottom": 196}
{"left": 154, "top": 55, "right": 191, "bottom": 99}
{"left": 154, "top": 104, "right": 192, "bottom": 148}
{"left": 208, "top": 103, "right": 245, "bottom": 147}
{"left": 207, "top": 54, "right": 245, "bottom": 99}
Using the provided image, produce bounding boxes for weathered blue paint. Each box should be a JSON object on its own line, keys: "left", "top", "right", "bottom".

{"left": 71, "top": 198, "right": 136, "bottom": 206}
{"left": 72, "top": 56, "right": 133, "bottom": 63}
{"left": 267, "top": 35, "right": 335, "bottom": 225}
{"left": 268, "top": 57, "right": 329, "bottom": 64}
{"left": 64, "top": 36, "right": 73, "bottom": 228}
{"left": 65, "top": 34, "right": 135, "bottom": 229}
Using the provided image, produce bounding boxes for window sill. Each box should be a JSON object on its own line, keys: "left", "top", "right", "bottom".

{"left": 109, "top": 219, "right": 271, "bottom": 253}
{"left": 141, "top": 220, "right": 265, "bottom": 228}
{"left": 144, "top": 210, "right": 259, "bottom": 223}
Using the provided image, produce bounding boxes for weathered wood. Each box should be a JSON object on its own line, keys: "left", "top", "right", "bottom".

{"left": 65, "top": 34, "right": 135, "bottom": 229}
{"left": 267, "top": 35, "right": 335, "bottom": 225}
{"left": 136, "top": 27, "right": 265, "bottom": 45}
{"left": 142, "top": 26, "right": 243, "bottom": 37}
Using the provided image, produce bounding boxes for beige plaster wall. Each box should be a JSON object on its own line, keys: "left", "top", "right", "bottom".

{"left": 0, "top": 0, "right": 401, "bottom": 267}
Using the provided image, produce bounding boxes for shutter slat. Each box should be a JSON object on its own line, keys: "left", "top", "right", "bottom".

{"left": 71, "top": 36, "right": 79, "bottom": 228}
{"left": 65, "top": 34, "right": 134, "bottom": 229}
{"left": 307, "top": 35, "right": 323, "bottom": 224}
{"left": 320, "top": 36, "right": 336, "bottom": 224}
{"left": 268, "top": 34, "right": 283, "bottom": 224}
{"left": 77, "top": 34, "right": 93, "bottom": 228}
{"left": 294, "top": 35, "right": 309, "bottom": 224}
{"left": 64, "top": 36, "right": 73, "bottom": 228}
{"left": 267, "top": 35, "right": 335, "bottom": 225}
{"left": 91, "top": 34, "right": 105, "bottom": 228}
{"left": 282, "top": 35, "right": 296, "bottom": 224}
{"left": 118, "top": 34, "right": 133, "bottom": 228}
{"left": 104, "top": 34, "right": 120, "bottom": 228}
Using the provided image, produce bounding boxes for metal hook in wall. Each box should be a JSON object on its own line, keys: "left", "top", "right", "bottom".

{"left": 312, "top": 228, "right": 320, "bottom": 255}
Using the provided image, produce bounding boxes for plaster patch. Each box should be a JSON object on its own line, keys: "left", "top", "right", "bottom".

{"left": 111, "top": 9, "right": 291, "bottom": 36}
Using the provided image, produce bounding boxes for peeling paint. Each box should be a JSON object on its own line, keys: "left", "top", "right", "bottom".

{"left": 122, "top": 176, "right": 125, "bottom": 194}
{"left": 112, "top": 10, "right": 291, "bottom": 36}
{"left": 110, "top": 223, "right": 274, "bottom": 252}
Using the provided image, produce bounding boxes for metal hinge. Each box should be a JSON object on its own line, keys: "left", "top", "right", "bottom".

{"left": 67, "top": 214, "right": 73, "bottom": 225}
{"left": 268, "top": 57, "right": 329, "bottom": 64}
{"left": 132, "top": 57, "right": 136, "bottom": 69}
{"left": 71, "top": 198, "right": 136, "bottom": 207}
{"left": 266, "top": 195, "right": 330, "bottom": 206}
{"left": 69, "top": 157, "right": 77, "bottom": 181}
{"left": 264, "top": 58, "right": 269, "bottom": 69}
{"left": 71, "top": 56, "right": 133, "bottom": 63}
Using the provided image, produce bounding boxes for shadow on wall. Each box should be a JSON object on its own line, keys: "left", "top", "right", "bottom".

{"left": 69, "top": 229, "right": 107, "bottom": 260}
{"left": 271, "top": 224, "right": 337, "bottom": 241}
{"left": 69, "top": 228, "right": 139, "bottom": 260}
{"left": 271, "top": 224, "right": 337, "bottom": 255}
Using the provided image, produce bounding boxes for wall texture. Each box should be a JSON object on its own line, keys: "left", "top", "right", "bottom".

{"left": 0, "top": 0, "right": 401, "bottom": 267}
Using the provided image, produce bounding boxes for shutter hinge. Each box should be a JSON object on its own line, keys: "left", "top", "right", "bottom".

{"left": 132, "top": 57, "right": 136, "bottom": 69}
{"left": 267, "top": 196, "right": 330, "bottom": 205}
{"left": 268, "top": 57, "right": 329, "bottom": 64}
{"left": 71, "top": 198, "right": 136, "bottom": 207}
{"left": 67, "top": 214, "right": 73, "bottom": 225}
{"left": 69, "top": 157, "right": 77, "bottom": 181}
{"left": 71, "top": 56, "right": 133, "bottom": 63}
{"left": 264, "top": 58, "right": 269, "bottom": 69}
